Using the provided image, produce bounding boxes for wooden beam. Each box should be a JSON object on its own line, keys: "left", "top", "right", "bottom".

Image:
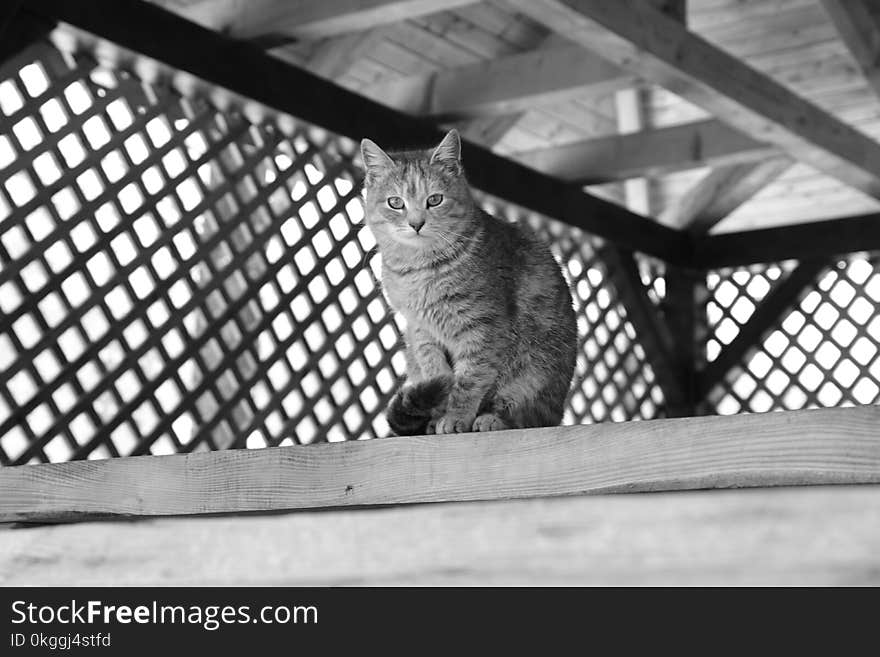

{"left": 301, "top": 27, "right": 391, "bottom": 80}
{"left": 601, "top": 247, "right": 690, "bottom": 414}
{"left": 151, "top": 0, "right": 477, "bottom": 40}
{"left": 693, "top": 213, "right": 880, "bottom": 268}
{"left": 506, "top": 0, "right": 880, "bottom": 198}
{"left": 455, "top": 114, "right": 523, "bottom": 150}
{"left": 26, "top": 0, "right": 692, "bottom": 264}
{"left": 450, "top": 35, "right": 594, "bottom": 152}
{"left": 0, "top": 2, "right": 54, "bottom": 66}
{"left": 617, "top": 1, "right": 674, "bottom": 216}
{"left": 662, "top": 265, "right": 705, "bottom": 415}
{"left": 615, "top": 87, "right": 653, "bottom": 215}
{"left": 819, "top": 1, "right": 880, "bottom": 100}
{"left": 366, "top": 44, "right": 634, "bottom": 119}
{"left": 514, "top": 119, "right": 779, "bottom": 184}
{"left": 447, "top": 36, "right": 577, "bottom": 151}
{"left": 4, "top": 485, "right": 880, "bottom": 585}
{"left": 660, "top": 157, "right": 794, "bottom": 233}
{"left": 1, "top": 405, "right": 879, "bottom": 523}
{"left": 651, "top": 0, "right": 687, "bottom": 23}
{"left": 697, "top": 258, "right": 829, "bottom": 398}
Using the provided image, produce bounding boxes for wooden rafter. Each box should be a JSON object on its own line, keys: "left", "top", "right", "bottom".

{"left": 298, "top": 27, "right": 392, "bottom": 80}
{"left": 455, "top": 114, "right": 523, "bottom": 150}
{"left": 513, "top": 118, "right": 779, "bottom": 184}
{"left": 449, "top": 35, "right": 588, "bottom": 152}
{"left": 17, "top": 0, "right": 880, "bottom": 271}
{"left": 819, "top": 0, "right": 880, "bottom": 100}
{"left": 506, "top": 0, "right": 880, "bottom": 199}
{"left": 366, "top": 44, "right": 634, "bottom": 119}
{"left": 23, "top": 0, "right": 691, "bottom": 264}
{"left": 659, "top": 157, "right": 794, "bottom": 233}
{"left": 601, "top": 247, "right": 691, "bottom": 415}
{"left": 614, "top": 87, "right": 652, "bottom": 215}
{"left": 0, "top": 1, "right": 53, "bottom": 65}
{"left": 692, "top": 213, "right": 880, "bottom": 269}
{"left": 151, "top": 0, "right": 477, "bottom": 40}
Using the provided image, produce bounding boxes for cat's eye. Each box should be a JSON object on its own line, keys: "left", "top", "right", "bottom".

{"left": 387, "top": 196, "right": 405, "bottom": 210}
{"left": 426, "top": 194, "right": 443, "bottom": 208}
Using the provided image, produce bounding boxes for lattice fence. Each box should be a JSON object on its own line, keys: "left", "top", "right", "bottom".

{"left": 704, "top": 254, "right": 880, "bottom": 415}
{"left": 479, "top": 195, "right": 667, "bottom": 426}
{"left": 0, "top": 39, "right": 668, "bottom": 465}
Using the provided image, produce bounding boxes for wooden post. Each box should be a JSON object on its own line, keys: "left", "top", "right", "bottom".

{"left": 662, "top": 266, "right": 707, "bottom": 416}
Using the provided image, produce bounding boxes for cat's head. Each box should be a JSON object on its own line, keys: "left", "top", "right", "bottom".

{"left": 360, "top": 130, "right": 475, "bottom": 249}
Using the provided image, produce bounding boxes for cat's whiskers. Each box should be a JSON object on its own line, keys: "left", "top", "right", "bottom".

{"left": 429, "top": 229, "right": 467, "bottom": 255}
{"left": 437, "top": 229, "right": 475, "bottom": 242}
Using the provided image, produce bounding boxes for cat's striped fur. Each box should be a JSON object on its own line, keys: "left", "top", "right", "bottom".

{"left": 361, "top": 129, "right": 577, "bottom": 435}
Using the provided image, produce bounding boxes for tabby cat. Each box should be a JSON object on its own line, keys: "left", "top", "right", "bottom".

{"left": 360, "top": 129, "right": 577, "bottom": 435}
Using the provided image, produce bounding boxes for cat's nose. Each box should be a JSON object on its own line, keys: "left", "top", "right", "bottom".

{"left": 408, "top": 217, "right": 425, "bottom": 233}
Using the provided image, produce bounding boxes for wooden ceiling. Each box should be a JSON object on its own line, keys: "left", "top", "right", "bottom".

{"left": 145, "top": 0, "right": 880, "bottom": 235}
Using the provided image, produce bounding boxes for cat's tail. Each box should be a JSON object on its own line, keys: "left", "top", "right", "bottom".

{"left": 386, "top": 376, "right": 452, "bottom": 436}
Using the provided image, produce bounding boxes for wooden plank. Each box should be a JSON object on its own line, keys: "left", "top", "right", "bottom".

{"left": 693, "top": 212, "right": 880, "bottom": 268}
{"left": 1, "top": 405, "right": 879, "bottom": 523}
{"left": 3, "top": 484, "right": 880, "bottom": 585}
{"left": 506, "top": 0, "right": 880, "bottom": 198}
{"left": 514, "top": 119, "right": 780, "bottom": 184}
{"left": 697, "top": 258, "right": 828, "bottom": 397}
{"left": 26, "top": 0, "right": 692, "bottom": 264}
{"left": 151, "top": 0, "right": 478, "bottom": 40}
{"left": 660, "top": 157, "right": 794, "bottom": 232}
{"left": 819, "top": 1, "right": 880, "bottom": 100}
{"left": 365, "top": 44, "right": 634, "bottom": 119}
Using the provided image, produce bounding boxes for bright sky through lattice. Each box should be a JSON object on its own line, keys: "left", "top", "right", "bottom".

{"left": 3, "top": 59, "right": 388, "bottom": 455}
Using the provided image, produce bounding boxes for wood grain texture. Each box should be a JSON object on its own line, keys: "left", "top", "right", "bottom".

{"left": 1, "top": 406, "right": 879, "bottom": 523}
{"left": 366, "top": 44, "right": 634, "bottom": 119}
{"left": 152, "top": 0, "right": 478, "bottom": 39}
{"left": 3, "top": 485, "right": 880, "bottom": 585}
{"left": 514, "top": 118, "right": 779, "bottom": 183}
{"left": 819, "top": 1, "right": 880, "bottom": 100}
{"left": 507, "top": 0, "right": 880, "bottom": 198}
{"left": 659, "top": 157, "right": 794, "bottom": 232}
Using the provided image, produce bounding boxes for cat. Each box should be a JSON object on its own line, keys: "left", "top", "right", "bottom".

{"left": 360, "top": 129, "right": 577, "bottom": 435}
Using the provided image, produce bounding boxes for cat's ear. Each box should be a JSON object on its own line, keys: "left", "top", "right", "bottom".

{"left": 430, "top": 129, "right": 461, "bottom": 166}
{"left": 361, "top": 138, "right": 394, "bottom": 180}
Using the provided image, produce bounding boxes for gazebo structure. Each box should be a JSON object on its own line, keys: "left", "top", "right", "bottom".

{"left": 1, "top": 0, "right": 879, "bottom": 585}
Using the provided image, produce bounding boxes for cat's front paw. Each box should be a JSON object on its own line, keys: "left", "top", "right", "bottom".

{"left": 472, "top": 413, "right": 508, "bottom": 432}
{"left": 434, "top": 413, "right": 476, "bottom": 435}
